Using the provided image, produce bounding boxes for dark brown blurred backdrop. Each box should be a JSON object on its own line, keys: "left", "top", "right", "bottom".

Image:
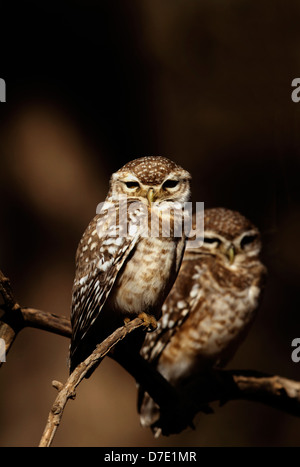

{"left": 0, "top": 0, "right": 300, "bottom": 446}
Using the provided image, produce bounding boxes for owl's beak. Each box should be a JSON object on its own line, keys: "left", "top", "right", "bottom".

{"left": 146, "top": 188, "right": 155, "bottom": 205}
{"left": 227, "top": 245, "right": 235, "bottom": 264}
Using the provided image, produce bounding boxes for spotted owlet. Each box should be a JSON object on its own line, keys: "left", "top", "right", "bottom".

{"left": 69, "top": 156, "right": 192, "bottom": 373}
{"left": 138, "top": 207, "right": 267, "bottom": 431}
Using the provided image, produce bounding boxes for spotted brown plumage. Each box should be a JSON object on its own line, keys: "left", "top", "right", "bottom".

{"left": 138, "top": 208, "right": 267, "bottom": 433}
{"left": 69, "top": 156, "right": 192, "bottom": 374}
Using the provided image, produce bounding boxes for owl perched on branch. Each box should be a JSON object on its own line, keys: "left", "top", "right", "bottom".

{"left": 138, "top": 207, "right": 267, "bottom": 432}
{"left": 69, "top": 156, "right": 192, "bottom": 374}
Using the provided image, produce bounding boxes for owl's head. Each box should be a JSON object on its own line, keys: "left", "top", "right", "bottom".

{"left": 108, "top": 156, "right": 191, "bottom": 204}
{"left": 187, "top": 207, "right": 262, "bottom": 266}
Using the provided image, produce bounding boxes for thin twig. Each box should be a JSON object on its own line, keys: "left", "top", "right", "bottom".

{"left": 39, "top": 318, "right": 146, "bottom": 447}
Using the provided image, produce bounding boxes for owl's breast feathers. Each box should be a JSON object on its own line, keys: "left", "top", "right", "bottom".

{"left": 70, "top": 197, "right": 188, "bottom": 372}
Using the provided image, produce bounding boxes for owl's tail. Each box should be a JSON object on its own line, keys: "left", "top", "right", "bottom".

{"left": 137, "top": 386, "right": 162, "bottom": 437}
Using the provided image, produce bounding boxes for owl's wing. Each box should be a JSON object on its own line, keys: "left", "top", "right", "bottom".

{"left": 69, "top": 200, "right": 147, "bottom": 371}
{"left": 141, "top": 258, "right": 205, "bottom": 364}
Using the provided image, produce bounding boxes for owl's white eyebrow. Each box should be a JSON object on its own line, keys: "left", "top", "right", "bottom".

{"left": 162, "top": 175, "right": 179, "bottom": 182}
{"left": 234, "top": 230, "right": 258, "bottom": 244}
{"left": 112, "top": 173, "right": 139, "bottom": 182}
{"left": 203, "top": 231, "right": 223, "bottom": 241}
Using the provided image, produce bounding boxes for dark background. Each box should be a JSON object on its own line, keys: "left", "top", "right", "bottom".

{"left": 0, "top": 0, "right": 300, "bottom": 446}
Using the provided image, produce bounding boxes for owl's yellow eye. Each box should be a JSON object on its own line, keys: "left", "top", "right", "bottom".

{"left": 124, "top": 181, "right": 140, "bottom": 189}
{"left": 163, "top": 179, "right": 179, "bottom": 189}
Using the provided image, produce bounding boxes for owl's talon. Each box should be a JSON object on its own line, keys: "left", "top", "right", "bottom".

{"left": 138, "top": 312, "right": 158, "bottom": 332}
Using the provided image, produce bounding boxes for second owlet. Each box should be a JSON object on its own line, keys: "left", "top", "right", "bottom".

{"left": 69, "top": 156, "right": 191, "bottom": 373}
{"left": 139, "top": 207, "right": 267, "bottom": 431}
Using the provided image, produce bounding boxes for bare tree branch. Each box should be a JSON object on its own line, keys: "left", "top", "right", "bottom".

{"left": 39, "top": 317, "right": 146, "bottom": 447}
{"left": 1, "top": 268, "right": 300, "bottom": 443}
{"left": 0, "top": 270, "right": 18, "bottom": 310}
{"left": 0, "top": 269, "right": 23, "bottom": 360}
{"left": 21, "top": 307, "right": 71, "bottom": 337}
{"left": 0, "top": 269, "right": 71, "bottom": 365}
{"left": 227, "top": 371, "right": 300, "bottom": 416}
{"left": 154, "top": 369, "right": 300, "bottom": 436}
